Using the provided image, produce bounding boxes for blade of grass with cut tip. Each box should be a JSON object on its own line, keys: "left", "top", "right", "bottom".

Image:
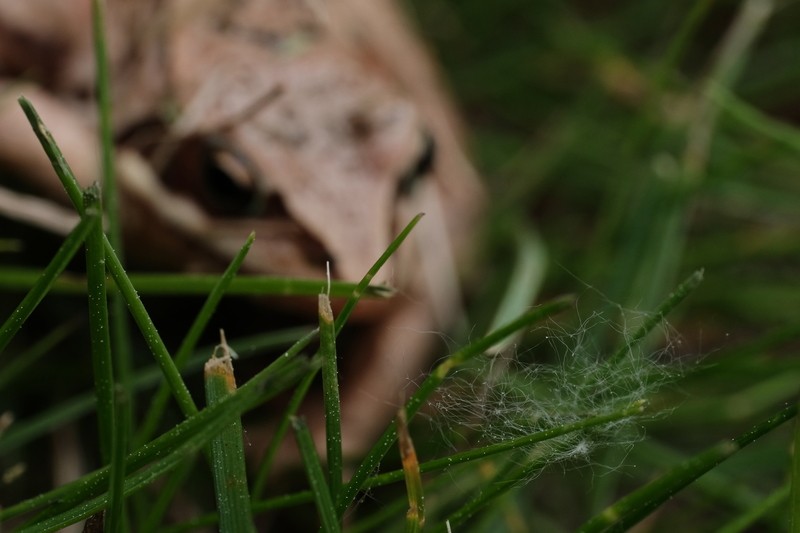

{"left": 205, "top": 335, "right": 255, "bottom": 533}
{"left": 135, "top": 232, "right": 255, "bottom": 447}
{"left": 0, "top": 214, "right": 97, "bottom": 354}
{"left": 291, "top": 416, "right": 341, "bottom": 533}
{"left": 337, "top": 295, "right": 574, "bottom": 515}
{"left": 319, "top": 293, "right": 343, "bottom": 501}
{"left": 579, "top": 402, "right": 798, "bottom": 533}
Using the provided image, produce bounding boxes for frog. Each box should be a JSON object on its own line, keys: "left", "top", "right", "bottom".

{"left": 0, "top": 0, "right": 483, "bottom": 462}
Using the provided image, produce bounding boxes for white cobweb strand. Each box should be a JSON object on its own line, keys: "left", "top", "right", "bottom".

{"left": 426, "top": 308, "right": 684, "bottom": 473}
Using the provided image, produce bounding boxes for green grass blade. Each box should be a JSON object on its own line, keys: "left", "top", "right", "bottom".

{"left": 251, "top": 369, "right": 317, "bottom": 500}
{"left": 17, "top": 97, "right": 86, "bottom": 216}
{"left": 83, "top": 184, "right": 115, "bottom": 462}
{"left": 91, "top": 0, "right": 132, "bottom": 427}
{"left": 334, "top": 212, "right": 424, "bottom": 335}
{"left": 106, "top": 386, "right": 129, "bottom": 533}
{"left": 91, "top": 0, "right": 120, "bottom": 251}
{"left": 792, "top": 409, "right": 800, "bottom": 532}
{"left": 578, "top": 403, "right": 798, "bottom": 532}
{"left": 135, "top": 232, "right": 255, "bottom": 447}
{"left": 0, "top": 270, "right": 393, "bottom": 298}
{"left": 0, "top": 320, "right": 77, "bottom": 390}
{"left": 0, "top": 214, "right": 97, "bottom": 354}
{"left": 337, "top": 295, "right": 573, "bottom": 515}
{"left": 719, "top": 482, "right": 790, "bottom": 533}
{"left": 319, "top": 293, "right": 343, "bottom": 501}
{"left": 610, "top": 269, "right": 703, "bottom": 364}
{"left": 291, "top": 416, "right": 341, "bottom": 533}
{"left": 204, "top": 335, "right": 255, "bottom": 533}
{"left": 103, "top": 229, "right": 198, "bottom": 417}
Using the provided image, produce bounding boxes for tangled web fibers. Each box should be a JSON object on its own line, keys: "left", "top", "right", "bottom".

{"left": 427, "top": 308, "right": 686, "bottom": 471}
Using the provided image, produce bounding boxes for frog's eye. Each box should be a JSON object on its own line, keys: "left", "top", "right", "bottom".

{"left": 398, "top": 132, "right": 436, "bottom": 196}
{"left": 203, "top": 148, "right": 259, "bottom": 215}
{"left": 161, "top": 136, "right": 286, "bottom": 218}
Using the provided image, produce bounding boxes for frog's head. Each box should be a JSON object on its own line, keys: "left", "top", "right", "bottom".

{"left": 119, "top": 0, "right": 481, "bottom": 290}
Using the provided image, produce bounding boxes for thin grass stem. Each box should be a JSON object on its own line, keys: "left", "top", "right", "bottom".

{"left": 0, "top": 214, "right": 97, "bottom": 354}
{"left": 610, "top": 269, "right": 703, "bottom": 364}
{"left": 291, "top": 416, "right": 341, "bottom": 533}
{"left": 83, "top": 185, "right": 115, "bottom": 462}
{"left": 106, "top": 386, "right": 129, "bottom": 533}
{"left": 251, "top": 369, "right": 317, "bottom": 500}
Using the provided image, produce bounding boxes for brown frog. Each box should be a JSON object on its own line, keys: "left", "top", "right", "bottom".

{"left": 0, "top": 0, "right": 482, "bottom": 460}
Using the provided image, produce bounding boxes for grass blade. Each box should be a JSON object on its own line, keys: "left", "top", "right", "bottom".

{"left": 335, "top": 213, "right": 424, "bottom": 335}
{"left": 0, "top": 214, "right": 97, "bottom": 354}
{"left": 251, "top": 369, "right": 317, "bottom": 500}
{"left": 204, "top": 333, "right": 255, "bottom": 533}
{"left": 0, "top": 270, "right": 393, "bottom": 298}
{"left": 578, "top": 402, "right": 798, "bottom": 532}
{"left": 792, "top": 409, "right": 800, "bottom": 532}
{"left": 397, "top": 407, "right": 424, "bottom": 533}
{"left": 319, "top": 292, "right": 343, "bottom": 501}
{"left": 107, "top": 386, "right": 129, "bottom": 533}
{"left": 135, "top": 232, "right": 256, "bottom": 447}
{"left": 291, "top": 416, "right": 341, "bottom": 533}
{"left": 83, "top": 184, "right": 115, "bottom": 462}
{"left": 610, "top": 269, "right": 703, "bottom": 364}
